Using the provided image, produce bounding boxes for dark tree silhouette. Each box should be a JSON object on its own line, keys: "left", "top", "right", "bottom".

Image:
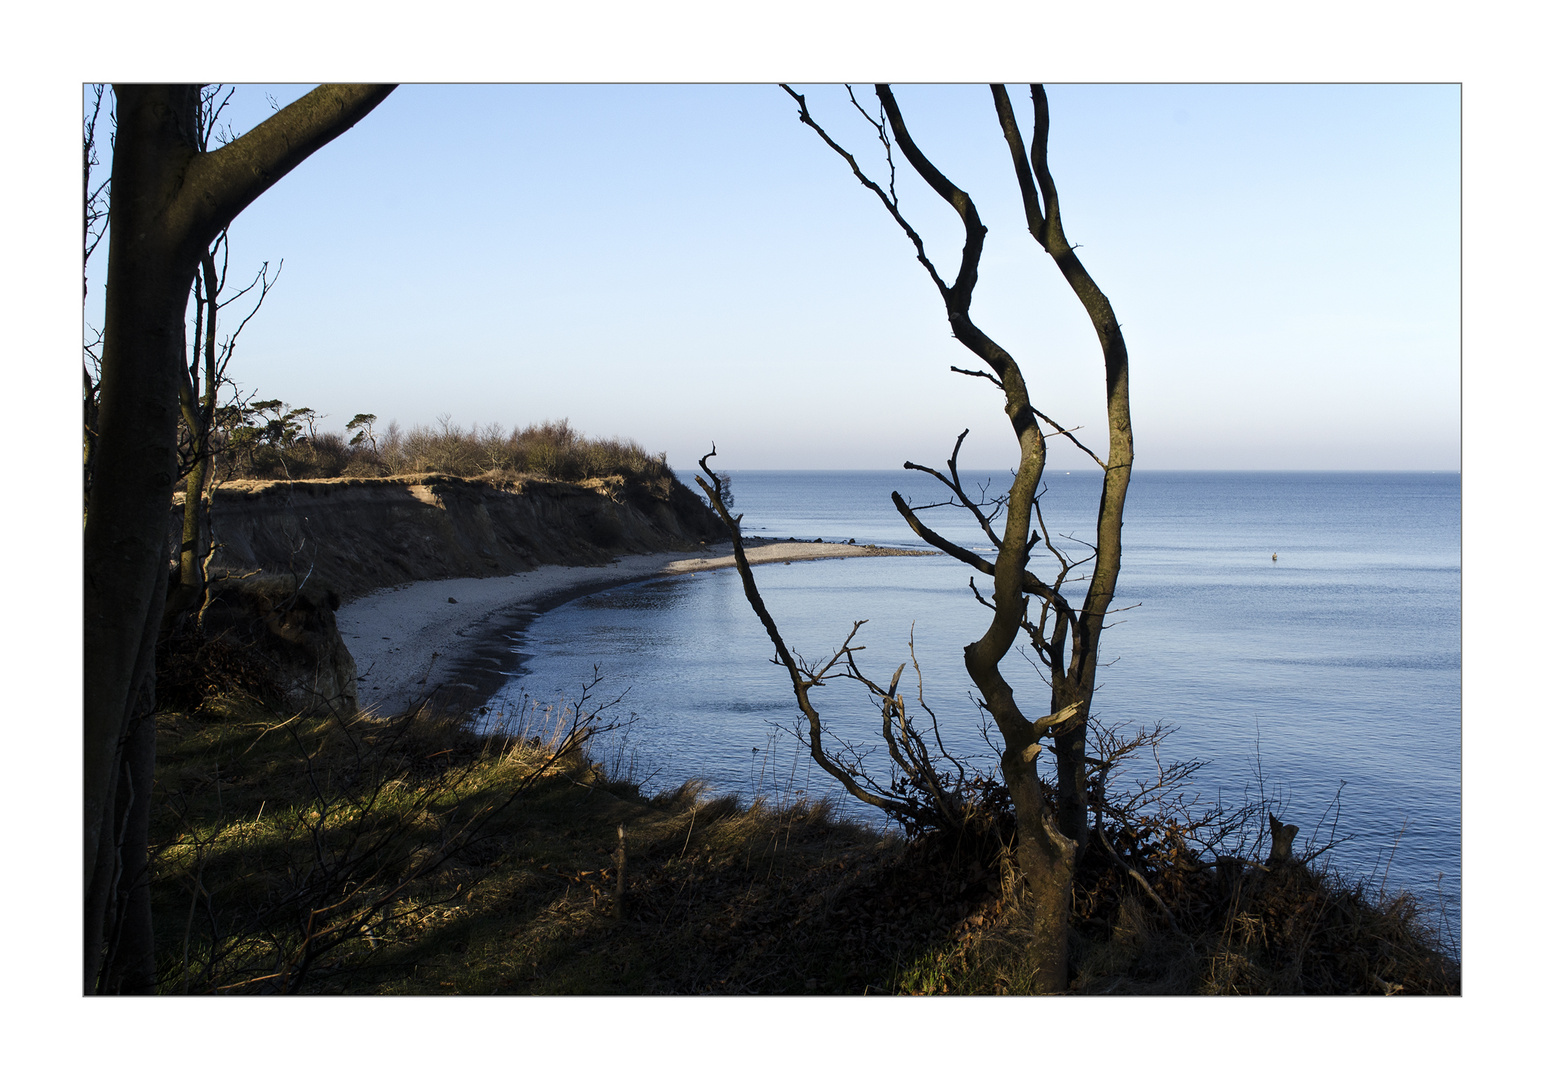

{"left": 702, "top": 84, "right": 1133, "bottom": 992}
{"left": 84, "top": 83, "right": 394, "bottom": 994}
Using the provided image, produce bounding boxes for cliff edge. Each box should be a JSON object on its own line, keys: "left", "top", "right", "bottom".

{"left": 184, "top": 471, "right": 729, "bottom": 601}
{"left": 168, "top": 471, "right": 727, "bottom": 715}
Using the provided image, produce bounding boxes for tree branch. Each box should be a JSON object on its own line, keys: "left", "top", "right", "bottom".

{"left": 779, "top": 84, "right": 949, "bottom": 297}
{"left": 1031, "top": 407, "right": 1107, "bottom": 469}
{"left": 875, "top": 84, "right": 987, "bottom": 313}
{"left": 902, "top": 429, "right": 1010, "bottom": 551}
{"left": 950, "top": 364, "right": 1003, "bottom": 390}
{"left": 990, "top": 84, "right": 1046, "bottom": 241}
{"left": 174, "top": 84, "right": 396, "bottom": 255}
{"left": 696, "top": 450, "right": 915, "bottom": 821}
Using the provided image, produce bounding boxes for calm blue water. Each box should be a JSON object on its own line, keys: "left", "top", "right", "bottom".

{"left": 485, "top": 470, "right": 1460, "bottom": 928}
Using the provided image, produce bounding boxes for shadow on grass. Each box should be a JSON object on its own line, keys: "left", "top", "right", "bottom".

{"left": 149, "top": 693, "right": 1458, "bottom": 995}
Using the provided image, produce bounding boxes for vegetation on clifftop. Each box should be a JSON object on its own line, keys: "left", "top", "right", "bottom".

{"left": 197, "top": 408, "right": 674, "bottom": 488}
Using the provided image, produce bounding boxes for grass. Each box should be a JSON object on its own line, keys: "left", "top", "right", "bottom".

{"left": 148, "top": 688, "right": 1459, "bottom": 995}
{"left": 149, "top": 691, "right": 994, "bottom": 994}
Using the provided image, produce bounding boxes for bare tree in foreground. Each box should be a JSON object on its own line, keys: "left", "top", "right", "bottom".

{"left": 700, "top": 84, "right": 1133, "bottom": 992}
{"left": 84, "top": 83, "right": 394, "bottom": 994}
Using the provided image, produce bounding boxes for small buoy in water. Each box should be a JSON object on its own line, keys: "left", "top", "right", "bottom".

{"left": 1271, "top": 553, "right": 1278, "bottom": 562}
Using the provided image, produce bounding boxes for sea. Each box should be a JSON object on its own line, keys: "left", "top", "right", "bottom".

{"left": 482, "top": 470, "right": 1460, "bottom": 934}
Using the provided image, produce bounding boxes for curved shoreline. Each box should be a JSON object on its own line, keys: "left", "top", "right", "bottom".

{"left": 337, "top": 539, "right": 929, "bottom": 716}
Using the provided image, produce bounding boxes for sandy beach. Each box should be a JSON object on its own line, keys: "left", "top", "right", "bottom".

{"left": 338, "top": 540, "right": 927, "bottom": 715}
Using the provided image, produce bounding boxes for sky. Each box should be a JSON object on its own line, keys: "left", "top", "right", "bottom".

{"left": 80, "top": 81, "right": 1460, "bottom": 472}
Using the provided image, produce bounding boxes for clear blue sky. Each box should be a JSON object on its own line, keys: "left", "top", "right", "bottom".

{"left": 82, "top": 82, "right": 1458, "bottom": 471}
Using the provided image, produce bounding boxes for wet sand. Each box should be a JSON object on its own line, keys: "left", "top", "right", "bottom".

{"left": 337, "top": 539, "right": 928, "bottom": 715}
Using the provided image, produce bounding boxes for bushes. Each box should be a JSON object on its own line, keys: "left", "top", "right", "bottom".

{"left": 211, "top": 410, "right": 673, "bottom": 487}
{"left": 304, "top": 432, "right": 351, "bottom": 477}
{"left": 379, "top": 416, "right": 670, "bottom": 485}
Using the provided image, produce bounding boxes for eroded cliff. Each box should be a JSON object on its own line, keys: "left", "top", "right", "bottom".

{"left": 168, "top": 472, "right": 727, "bottom": 715}
{"left": 183, "top": 471, "right": 728, "bottom": 601}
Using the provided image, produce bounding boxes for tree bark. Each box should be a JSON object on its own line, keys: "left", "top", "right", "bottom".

{"left": 97, "top": 557, "right": 165, "bottom": 994}
{"left": 83, "top": 550, "right": 167, "bottom": 994}
{"left": 1000, "top": 742, "right": 1075, "bottom": 992}
{"left": 173, "top": 455, "right": 209, "bottom": 609}
{"left": 85, "top": 93, "right": 201, "bottom": 995}
{"left": 83, "top": 83, "right": 393, "bottom": 994}
{"left": 992, "top": 84, "right": 1134, "bottom": 854}
{"left": 169, "top": 249, "right": 219, "bottom": 617}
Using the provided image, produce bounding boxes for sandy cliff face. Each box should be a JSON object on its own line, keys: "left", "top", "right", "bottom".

{"left": 189, "top": 472, "right": 728, "bottom": 601}
{"left": 175, "top": 472, "right": 727, "bottom": 714}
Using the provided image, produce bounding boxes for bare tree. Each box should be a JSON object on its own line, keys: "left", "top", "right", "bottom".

{"left": 172, "top": 242, "right": 280, "bottom": 615}
{"left": 702, "top": 84, "right": 1134, "bottom": 993}
{"left": 84, "top": 83, "right": 394, "bottom": 994}
{"left": 83, "top": 85, "right": 112, "bottom": 512}
{"left": 167, "top": 88, "right": 288, "bottom": 621}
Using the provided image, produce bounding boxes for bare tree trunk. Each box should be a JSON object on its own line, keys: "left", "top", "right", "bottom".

{"left": 170, "top": 248, "right": 217, "bottom": 617}
{"left": 171, "top": 454, "right": 209, "bottom": 613}
{"left": 85, "top": 546, "right": 169, "bottom": 994}
{"left": 1000, "top": 742, "right": 1076, "bottom": 991}
{"left": 991, "top": 84, "right": 1135, "bottom": 854}
{"left": 169, "top": 139, "right": 281, "bottom": 623}
{"left": 99, "top": 560, "right": 164, "bottom": 994}
{"left": 85, "top": 91, "right": 202, "bottom": 996}
{"left": 777, "top": 84, "right": 1134, "bottom": 991}
{"left": 84, "top": 83, "right": 394, "bottom": 994}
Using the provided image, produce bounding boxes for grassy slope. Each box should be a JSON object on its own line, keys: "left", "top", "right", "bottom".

{"left": 149, "top": 693, "right": 1458, "bottom": 995}
{"left": 150, "top": 695, "right": 998, "bottom": 995}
